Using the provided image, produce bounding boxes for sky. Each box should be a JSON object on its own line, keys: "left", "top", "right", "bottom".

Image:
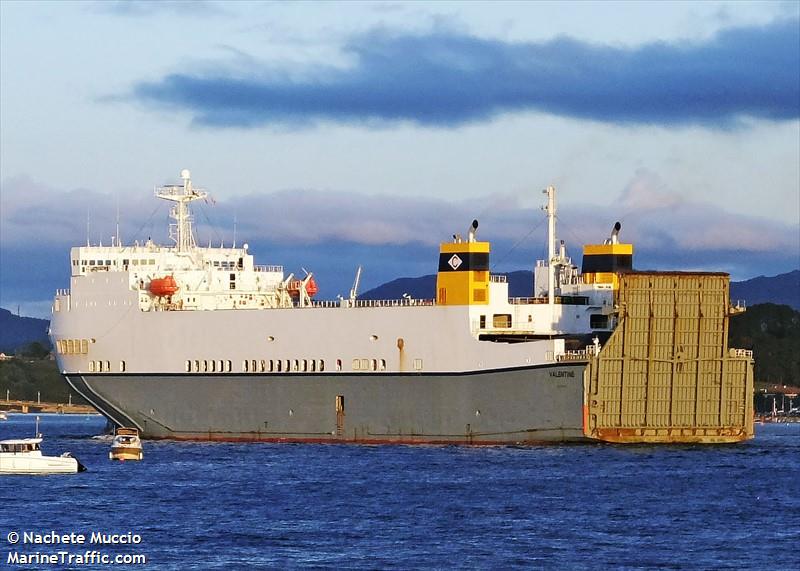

{"left": 1, "top": 0, "right": 799, "bottom": 318}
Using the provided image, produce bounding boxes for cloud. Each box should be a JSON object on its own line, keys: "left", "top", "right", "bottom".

{"left": 125, "top": 18, "right": 800, "bottom": 128}
{"left": 2, "top": 172, "right": 797, "bottom": 318}
{"left": 91, "top": 0, "right": 228, "bottom": 17}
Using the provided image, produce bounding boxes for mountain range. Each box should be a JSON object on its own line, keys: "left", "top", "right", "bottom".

{"left": 362, "top": 269, "right": 800, "bottom": 310}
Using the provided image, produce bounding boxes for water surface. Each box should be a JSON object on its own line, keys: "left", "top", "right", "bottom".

{"left": 1, "top": 414, "right": 798, "bottom": 569}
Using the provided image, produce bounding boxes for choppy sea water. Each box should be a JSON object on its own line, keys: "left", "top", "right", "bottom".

{"left": 1, "top": 414, "right": 798, "bottom": 570}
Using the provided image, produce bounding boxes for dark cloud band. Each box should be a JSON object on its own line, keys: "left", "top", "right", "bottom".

{"left": 129, "top": 19, "right": 800, "bottom": 128}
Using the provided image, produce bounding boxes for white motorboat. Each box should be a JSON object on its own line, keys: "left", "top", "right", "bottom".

{"left": 0, "top": 437, "right": 86, "bottom": 474}
{"left": 109, "top": 427, "right": 143, "bottom": 461}
{"left": 0, "top": 411, "right": 7, "bottom": 421}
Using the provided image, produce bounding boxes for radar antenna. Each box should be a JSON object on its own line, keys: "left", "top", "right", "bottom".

{"left": 155, "top": 169, "right": 208, "bottom": 252}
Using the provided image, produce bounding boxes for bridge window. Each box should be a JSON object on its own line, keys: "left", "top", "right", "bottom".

{"left": 590, "top": 314, "right": 609, "bottom": 329}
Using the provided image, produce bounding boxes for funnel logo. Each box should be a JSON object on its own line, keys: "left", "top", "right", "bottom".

{"left": 448, "top": 254, "right": 463, "bottom": 270}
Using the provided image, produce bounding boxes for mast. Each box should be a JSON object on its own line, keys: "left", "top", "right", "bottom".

{"left": 543, "top": 186, "right": 557, "bottom": 311}
{"left": 155, "top": 169, "right": 207, "bottom": 253}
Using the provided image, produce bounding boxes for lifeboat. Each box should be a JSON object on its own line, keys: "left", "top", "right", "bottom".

{"left": 149, "top": 276, "right": 179, "bottom": 297}
{"left": 287, "top": 277, "right": 318, "bottom": 298}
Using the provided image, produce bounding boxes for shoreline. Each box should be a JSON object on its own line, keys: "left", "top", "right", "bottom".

{"left": 0, "top": 399, "right": 97, "bottom": 415}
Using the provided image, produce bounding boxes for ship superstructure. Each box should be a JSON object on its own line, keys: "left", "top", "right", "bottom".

{"left": 49, "top": 171, "right": 754, "bottom": 444}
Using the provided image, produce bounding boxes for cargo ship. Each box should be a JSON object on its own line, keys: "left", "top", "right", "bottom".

{"left": 49, "top": 170, "right": 754, "bottom": 444}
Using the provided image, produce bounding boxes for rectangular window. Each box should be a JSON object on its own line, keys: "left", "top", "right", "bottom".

{"left": 260, "top": 360, "right": 266, "bottom": 373}
{"left": 276, "top": 360, "right": 282, "bottom": 372}
{"left": 479, "top": 315, "right": 486, "bottom": 329}
{"left": 89, "top": 361, "right": 95, "bottom": 372}
{"left": 185, "top": 360, "right": 191, "bottom": 373}
{"left": 302, "top": 359, "right": 308, "bottom": 372}
{"left": 81, "top": 339, "right": 89, "bottom": 354}
{"left": 105, "top": 260, "right": 111, "bottom": 266}
{"left": 226, "top": 360, "right": 232, "bottom": 373}
{"left": 243, "top": 360, "right": 249, "bottom": 373}
{"left": 336, "top": 359, "right": 342, "bottom": 371}
{"left": 590, "top": 314, "right": 609, "bottom": 329}
{"left": 360, "top": 359, "right": 369, "bottom": 371}
{"left": 352, "top": 358, "right": 360, "bottom": 371}
{"left": 210, "top": 360, "right": 216, "bottom": 372}
{"left": 379, "top": 359, "right": 386, "bottom": 371}
{"left": 132, "top": 259, "right": 139, "bottom": 265}
{"left": 119, "top": 361, "right": 126, "bottom": 373}
{"left": 473, "top": 289, "right": 486, "bottom": 302}
{"left": 413, "top": 359, "right": 423, "bottom": 371}
{"left": 319, "top": 360, "right": 325, "bottom": 372}
{"left": 104, "top": 361, "right": 110, "bottom": 372}
{"left": 149, "top": 259, "right": 155, "bottom": 265}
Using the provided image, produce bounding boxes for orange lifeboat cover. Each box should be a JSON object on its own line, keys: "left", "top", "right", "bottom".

{"left": 149, "top": 276, "right": 179, "bottom": 297}
{"left": 287, "top": 277, "right": 318, "bottom": 298}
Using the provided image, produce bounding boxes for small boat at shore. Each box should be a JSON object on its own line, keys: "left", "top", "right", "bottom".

{"left": 0, "top": 437, "right": 86, "bottom": 474}
{"left": 109, "top": 427, "right": 143, "bottom": 461}
{"left": 0, "top": 411, "right": 7, "bottom": 421}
